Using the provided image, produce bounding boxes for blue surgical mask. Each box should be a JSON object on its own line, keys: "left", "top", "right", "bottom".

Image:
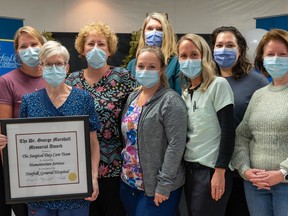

{"left": 214, "top": 48, "right": 237, "bottom": 68}
{"left": 86, "top": 47, "right": 106, "bottom": 69}
{"left": 19, "top": 47, "right": 40, "bottom": 67}
{"left": 135, "top": 70, "right": 159, "bottom": 88}
{"left": 180, "top": 59, "right": 202, "bottom": 79}
{"left": 263, "top": 56, "right": 288, "bottom": 79}
{"left": 43, "top": 65, "right": 67, "bottom": 87}
{"left": 145, "top": 29, "right": 163, "bottom": 47}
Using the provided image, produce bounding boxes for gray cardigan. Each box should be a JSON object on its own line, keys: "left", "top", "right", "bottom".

{"left": 121, "top": 86, "right": 188, "bottom": 197}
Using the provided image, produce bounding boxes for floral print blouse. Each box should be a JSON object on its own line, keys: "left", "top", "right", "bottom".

{"left": 66, "top": 66, "right": 138, "bottom": 178}
{"left": 121, "top": 97, "right": 144, "bottom": 190}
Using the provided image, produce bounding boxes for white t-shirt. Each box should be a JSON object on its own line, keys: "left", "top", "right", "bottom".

{"left": 183, "top": 76, "right": 234, "bottom": 168}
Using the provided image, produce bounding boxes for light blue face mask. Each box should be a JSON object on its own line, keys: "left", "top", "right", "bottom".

{"left": 43, "top": 65, "right": 67, "bottom": 87}
{"left": 86, "top": 47, "right": 106, "bottom": 69}
{"left": 213, "top": 48, "right": 237, "bottom": 68}
{"left": 145, "top": 29, "right": 163, "bottom": 47}
{"left": 179, "top": 59, "right": 202, "bottom": 79}
{"left": 264, "top": 56, "right": 288, "bottom": 79}
{"left": 19, "top": 47, "right": 40, "bottom": 67}
{"left": 135, "top": 70, "right": 159, "bottom": 88}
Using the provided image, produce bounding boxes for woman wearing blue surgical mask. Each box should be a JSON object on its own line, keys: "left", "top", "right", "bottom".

{"left": 120, "top": 46, "right": 187, "bottom": 216}
{"left": 65, "top": 21, "right": 138, "bottom": 216}
{"left": 178, "top": 34, "right": 235, "bottom": 216}
{"left": 211, "top": 26, "right": 269, "bottom": 126}
{"left": 19, "top": 40, "right": 101, "bottom": 216}
{"left": 0, "top": 26, "right": 45, "bottom": 119}
{"left": 232, "top": 29, "right": 288, "bottom": 216}
{"left": 210, "top": 26, "right": 269, "bottom": 216}
{"left": 127, "top": 12, "right": 181, "bottom": 95}
{"left": 0, "top": 26, "right": 45, "bottom": 216}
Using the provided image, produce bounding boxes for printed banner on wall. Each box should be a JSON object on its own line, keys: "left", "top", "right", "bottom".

{"left": 0, "top": 39, "right": 20, "bottom": 76}
{"left": 0, "top": 17, "right": 23, "bottom": 76}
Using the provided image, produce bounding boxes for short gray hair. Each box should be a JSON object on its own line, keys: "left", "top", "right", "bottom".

{"left": 39, "top": 40, "right": 70, "bottom": 63}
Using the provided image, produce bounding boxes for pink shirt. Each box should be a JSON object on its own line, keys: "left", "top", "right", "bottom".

{"left": 0, "top": 68, "right": 45, "bottom": 117}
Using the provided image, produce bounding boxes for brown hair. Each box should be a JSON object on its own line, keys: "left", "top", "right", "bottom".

{"left": 254, "top": 29, "right": 288, "bottom": 77}
{"left": 210, "top": 26, "right": 252, "bottom": 79}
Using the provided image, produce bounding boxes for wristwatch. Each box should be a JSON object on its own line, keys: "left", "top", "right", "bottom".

{"left": 284, "top": 173, "right": 288, "bottom": 181}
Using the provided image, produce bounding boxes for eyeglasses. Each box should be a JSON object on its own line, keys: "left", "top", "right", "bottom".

{"left": 41, "top": 62, "right": 67, "bottom": 70}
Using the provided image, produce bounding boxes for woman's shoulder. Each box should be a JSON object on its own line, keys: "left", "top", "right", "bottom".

{"left": 71, "top": 87, "right": 90, "bottom": 98}
{"left": 208, "top": 76, "right": 233, "bottom": 96}
{"left": 126, "top": 59, "right": 136, "bottom": 75}
{"left": 248, "top": 69, "right": 269, "bottom": 81}
{"left": 168, "top": 55, "right": 178, "bottom": 62}
{"left": 211, "top": 76, "right": 231, "bottom": 87}
{"left": 66, "top": 70, "right": 83, "bottom": 85}
{"left": 244, "top": 69, "right": 270, "bottom": 89}
{"left": 252, "top": 83, "right": 270, "bottom": 95}
{"left": 66, "top": 70, "right": 83, "bottom": 79}
{"left": 214, "top": 76, "right": 228, "bottom": 82}
{"left": 111, "top": 66, "right": 131, "bottom": 75}
{"left": 22, "top": 89, "right": 43, "bottom": 101}
{"left": 159, "top": 88, "right": 185, "bottom": 105}
{"left": 69, "top": 88, "right": 95, "bottom": 108}
{"left": 127, "top": 58, "right": 136, "bottom": 67}
{"left": 166, "top": 55, "right": 179, "bottom": 69}
{"left": 126, "top": 89, "right": 140, "bottom": 101}
{"left": 110, "top": 66, "right": 138, "bottom": 86}
{"left": 67, "top": 70, "right": 82, "bottom": 77}
{"left": 162, "top": 87, "right": 181, "bottom": 97}
{"left": 248, "top": 69, "right": 265, "bottom": 77}
{"left": 160, "top": 89, "right": 187, "bottom": 116}
{"left": 247, "top": 84, "right": 270, "bottom": 104}
{"left": 0, "top": 69, "right": 23, "bottom": 84}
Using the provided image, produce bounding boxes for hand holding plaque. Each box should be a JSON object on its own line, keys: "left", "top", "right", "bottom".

{"left": 1, "top": 116, "right": 92, "bottom": 204}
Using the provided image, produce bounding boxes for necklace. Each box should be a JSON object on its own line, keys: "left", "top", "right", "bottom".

{"left": 25, "top": 74, "right": 44, "bottom": 92}
{"left": 21, "top": 67, "right": 44, "bottom": 92}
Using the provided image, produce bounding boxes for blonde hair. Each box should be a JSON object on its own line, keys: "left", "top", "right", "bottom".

{"left": 14, "top": 26, "right": 44, "bottom": 50}
{"left": 135, "top": 46, "right": 169, "bottom": 90}
{"left": 39, "top": 41, "right": 70, "bottom": 63}
{"left": 177, "top": 34, "right": 215, "bottom": 92}
{"left": 137, "top": 12, "right": 177, "bottom": 65}
{"left": 75, "top": 21, "right": 118, "bottom": 57}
